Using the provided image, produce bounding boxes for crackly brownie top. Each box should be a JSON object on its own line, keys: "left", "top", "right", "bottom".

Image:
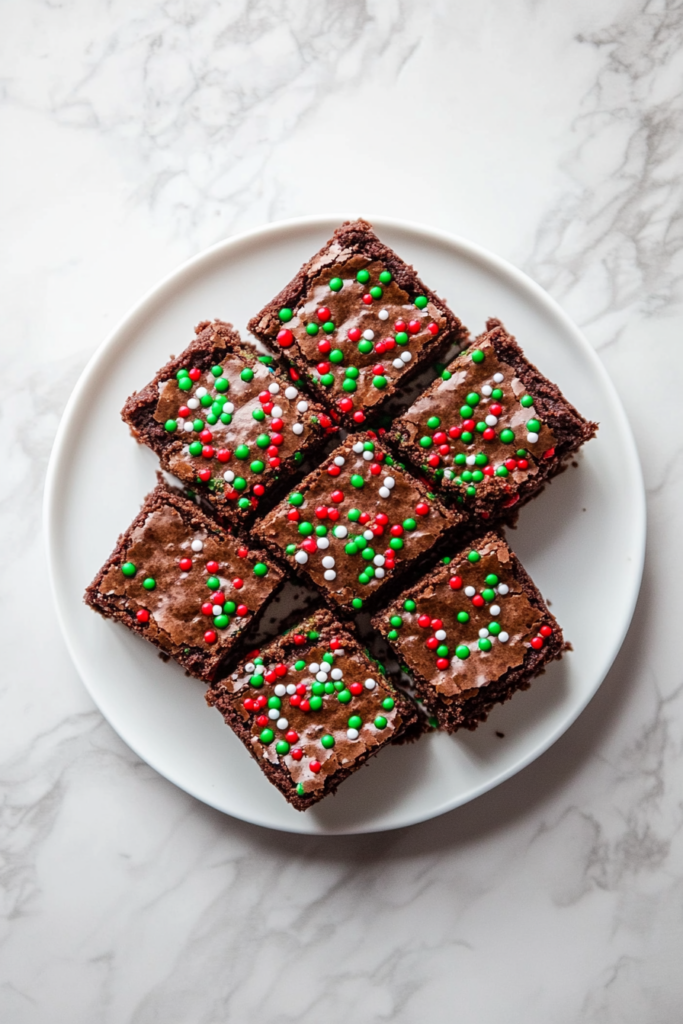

{"left": 96, "top": 498, "right": 282, "bottom": 652}
{"left": 267, "top": 255, "right": 449, "bottom": 421}
{"left": 254, "top": 433, "right": 456, "bottom": 611}
{"left": 378, "top": 534, "right": 554, "bottom": 699}
{"left": 395, "top": 332, "right": 557, "bottom": 505}
{"left": 210, "top": 612, "right": 407, "bottom": 798}
{"left": 152, "top": 342, "right": 329, "bottom": 514}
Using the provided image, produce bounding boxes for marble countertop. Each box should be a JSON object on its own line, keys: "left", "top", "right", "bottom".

{"left": 2, "top": 2, "right": 682, "bottom": 1021}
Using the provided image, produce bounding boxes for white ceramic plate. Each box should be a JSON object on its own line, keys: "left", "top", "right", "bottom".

{"left": 44, "top": 216, "right": 645, "bottom": 835}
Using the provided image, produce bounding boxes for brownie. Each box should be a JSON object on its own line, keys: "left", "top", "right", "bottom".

{"left": 389, "top": 318, "right": 598, "bottom": 524}
{"left": 121, "top": 320, "right": 336, "bottom": 526}
{"left": 252, "top": 432, "right": 462, "bottom": 617}
{"left": 206, "top": 608, "right": 419, "bottom": 810}
{"left": 247, "top": 219, "right": 469, "bottom": 429}
{"left": 373, "top": 531, "right": 567, "bottom": 732}
{"left": 84, "top": 485, "right": 285, "bottom": 682}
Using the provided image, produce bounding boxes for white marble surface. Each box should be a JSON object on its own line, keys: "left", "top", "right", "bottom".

{"left": 1, "top": 1, "right": 682, "bottom": 1020}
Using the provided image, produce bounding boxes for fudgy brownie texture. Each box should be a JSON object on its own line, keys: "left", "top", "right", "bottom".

{"left": 252, "top": 432, "right": 463, "bottom": 617}
{"left": 121, "top": 320, "right": 336, "bottom": 526}
{"left": 247, "top": 219, "right": 469, "bottom": 429}
{"left": 84, "top": 485, "right": 285, "bottom": 682}
{"left": 373, "top": 531, "right": 567, "bottom": 732}
{"left": 206, "top": 608, "right": 419, "bottom": 810}
{"left": 389, "top": 318, "right": 598, "bottom": 525}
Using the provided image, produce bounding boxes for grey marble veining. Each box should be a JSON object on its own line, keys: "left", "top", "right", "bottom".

{"left": 2, "top": 1, "right": 683, "bottom": 1021}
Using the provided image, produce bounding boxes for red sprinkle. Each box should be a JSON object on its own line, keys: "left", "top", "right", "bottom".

{"left": 275, "top": 663, "right": 287, "bottom": 676}
{"left": 285, "top": 730, "right": 299, "bottom": 743}
{"left": 448, "top": 426, "right": 462, "bottom": 440}
{"left": 212, "top": 592, "right": 225, "bottom": 605}
{"left": 309, "top": 760, "right": 321, "bottom": 773}
{"left": 216, "top": 449, "right": 231, "bottom": 463}
{"left": 257, "top": 714, "right": 269, "bottom": 727}
{"left": 291, "top": 748, "right": 303, "bottom": 761}
{"left": 436, "top": 657, "right": 449, "bottom": 669}
{"left": 362, "top": 293, "right": 373, "bottom": 305}
{"left": 206, "top": 560, "right": 219, "bottom": 573}
{"left": 490, "top": 403, "right": 502, "bottom": 416}
{"left": 427, "top": 322, "right": 439, "bottom": 336}
{"left": 136, "top": 609, "right": 149, "bottom": 623}
{"left": 277, "top": 329, "right": 294, "bottom": 348}
{"left": 426, "top": 636, "right": 438, "bottom": 650}
{"left": 394, "top": 320, "right": 406, "bottom": 332}
{"left": 289, "top": 694, "right": 301, "bottom": 707}
{"left": 317, "top": 306, "right": 331, "bottom": 322}
{"left": 350, "top": 682, "right": 363, "bottom": 695}
{"left": 540, "top": 625, "right": 553, "bottom": 637}
{"left": 293, "top": 634, "right": 305, "bottom": 645}
{"left": 353, "top": 410, "right": 365, "bottom": 424}
{"left": 530, "top": 636, "right": 544, "bottom": 650}
{"left": 449, "top": 576, "right": 462, "bottom": 590}
{"left": 472, "top": 595, "right": 485, "bottom": 608}
{"left": 415, "top": 502, "right": 429, "bottom": 516}
{"left": 315, "top": 505, "right": 328, "bottom": 519}
{"left": 232, "top": 578, "right": 244, "bottom": 589}
{"left": 348, "top": 328, "right": 361, "bottom": 342}
{"left": 318, "top": 339, "right": 331, "bottom": 354}
{"left": 287, "top": 509, "right": 300, "bottom": 521}
{"left": 204, "top": 629, "right": 217, "bottom": 644}
{"left": 331, "top": 490, "right": 344, "bottom": 503}
{"left": 328, "top": 465, "right": 341, "bottom": 477}
{"left": 179, "top": 557, "right": 192, "bottom": 572}
{"left": 339, "top": 397, "right": 353, "bottom": 413}
{"left": 237, "top": 546, "right": 248, "bottom": 558}
{"left": 201, "top": 445, "right": 214, "bottom": 459}
{"left": 431, "top": 618, "right": 443, "bottom": 629}
{"left": 418, "top": 614, "right": 431, "bottom": 629}
{"left": 408, "top": 320, "right": 421, "bottom": 334}
{"left": 483, "top": 428, "right": 496, "bottom": 441}
{"left": 188, "top": 368, "right": 201, "bottom": 381}
{"left": 237, "top": 604, "right": 248, "bottom": 617}
{"left": 543, "top": 447, "right": 555, "bottom": 459}
{"left": 198, "top": 469, "right": 211, "bottom": 482}
{"left": 201, "top": 602, "right": 213, "bottom": 616}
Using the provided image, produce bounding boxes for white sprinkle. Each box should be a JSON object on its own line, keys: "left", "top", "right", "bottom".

{"left": 316, "top": 537, "right": 330, "bottom": 550}
{"left": 435, "top": 629, "right": 447, "bottom": 641}
{"left": 479, "top": 628, "right": 489, "bottom": 638}
{"left": 295, "top": 550, "right": 308, "bottom": 564}
{"left": 331, "top": 668, "right": 343, "bottom": 680}
{"left": 322, "top": 556, "right": 335, "bottom": 569}
{"left": 316, "top": 671, "right": 327, "bottom": 682}
{"left": 499, "top": 631, "right": 509, "bottom": 643}
{"left": 323, "top": 569, "right": 337, "bottom": 581}
{"left": 392, "top": 358, "right": 404, "bottom": 370}
{"left": 375, "top": 566, "right": 386, "bottom": 578}
{"left": 485, "top": 415, "right": 498, "bottom": 427}
{"left": 445, "top": 470, "right": 454, "bottom": 480}
{"left": 292, "top": 423, "right": 304, "bottom": 435}
{"left": 269, "top": 382, "right": 280, "bottom": 394}
{"left": 245, "top": 662, "right": 255, "bottom": 674}
{"left": 363, "top": 530, "right": 374, "bottom": 541}
{"left": 490, "top": 604, "right": 501, "bottom": 616}
{"left": 285, "top": 386, "right": 298, "bottom": 400}
{"left": 223, "top": 402, "right": 234, "bottom": 414}
{"left": 191, "top": 539, "right": 204, "bottom": 552}
{"left": 276, "top": 717, "right": 288, "bottom": 730}
{"left": 223, "top": 470, "right": 235, "bottom": 483}
{"left": 347, "top": 728, "right": 360, "bottom": 740}
{"left": 333, "top": 525, "right": 348, "bottom": 539}
{"left": 363, "top": 450, "right": 374, "bottom": 461}
{"left": 527, "top": 432, "right": 539, "bottom": 444}
{"left": 212, "top": 604, "right": 222, "bottom": 616}
{"left": 319, "top": 661, "right": 330, "bottom": 674}
{"left": 183, "top": 422, "right": 193, "bottom": 432}
{"left": 466, "top": 455, "right": 476, "bottom": 466}
{"left": 493, "top": 373, "right": 504, "bottom": 383}
{"left": 286, "top": 683, "right": 296, "bottom": 695}
{"left": 268, "top": 708, "right": 279, "bottom": 720}
{"left": 352, "top": 442, "right": 364, "bottom": 454}
{"left": 334, "top": 456, "right": 345, "bottom": 466}
{"left": 378, "top": 309, "right": 389, "bottom": 320}
{"left": 297, "top": 400, "right": 309, "bottom": 413}
{"left": 384, "top": 476, "right": 395, "bottom": 489}
{"left": 274, "top": 684, "right": 286, "bottom": 696}
{"left": 308, "top": 663, "right": 320, "bottom": 674}
{"left": 271, "top": 405, "right": 283, "bottom": 418}
{"left": 498, "top": 583, "right": 510, "bottom": 595}
{"left": 379, "top": 487, "right": 390, "bottom": 498}
{"left": 364, "top": 678, "right": 377, "bottom": 690}
{"left": 187, "top": 397, "right": 200, "bottom": 410}
{"left": 373, "top": 554, "right": 385, "bottom": 566}
{"left": 401, "top": 351, "right": 412, "bottom": 363}
{"left": 362, "top": 329, "right": 375, "bottom": 340}
{"left": 482, "top": 385, "right": 493, "bottom": 397}
{"left": 195, "top": 387, "right": 207, "bottom": 398}
{"left": 464, "top": 585, "right": 476, "bottom": 597}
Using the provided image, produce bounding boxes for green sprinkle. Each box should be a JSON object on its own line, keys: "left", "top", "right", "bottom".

{"left": 415, "top": 296, "right": 428, "bottom": 309}
{"left": 320, "top": 373, "right": 335, "bottom": 387}
{"left": 315, "top": 524, "right": 328, "bottom": 537}
{"left": 350, "top": 474, "right": 364, "bottom": 488}
{"left": 296, "top": 783, "right": 305, "bottom": 796}
{"left": 253, "top": 562, "right": 268, "bottom": 577}
{"left": 164, "top": 419, "right": 177, "bottom": 432}
{"left": 472, "top": 470, "right": 484, "bottom": 482}
{"left": 215, "top": 378, "right": 229, "bottom": 393}
{"left": 379, "top": 270, "right": 392, "bottom": 283}
{"left": 348, "top": 508, "right": 361, "bottom": 522}
{"left": 322, "top": 321, "right": 335, "bottom": 334}
{"left": 419, "top": 436, "right": 432, "bottom": 448}
{"left": 500, "top": 429, "right": 515, "bottom": 444}
{"left": 496, "top": 465, "right": 509, "bottom": 477}
{"left": 388, "top": 630, "right": 398, "bottom": 640}
{"left": 349, "top": 714, "right": 363, "bottom": 729}
{"left": 390, "top": 615, "right": 402, "bottom": 628}
{"left": 220, "top": 412, "right": 232, "bottom": 424}
{"left": 342, "top": 379, "right": 357, "bottom": 392}
{"left": 345, "top": 366, "right": 360, "bottom": 380}
{"left": 329, "top": 349, "right": 344, "bottom": 364}
{"left": 321, "top": 734, "right": 335, "bottom": 749}
{"left": 250, "top": 674, "right": 264, "bottom": 688}
{"left": 211, "top": 365, "right": 223, "bottom": 377}
{"left": 395, "top": 332, "right": 408, "bottom": 346}
{"left": 213, "top": 613, "right": 229, "bottom": 629}
{"left": 363, "top": 441, "right": 375, "bottom": 451}
{"left": 176, "top": 369, "right": 189, "bottom": 380}
{"left": 457, "top": 611, "right": 470, "bottom": 623}
{"left": 466, "top": 392, "right": 480, "bottom": 406}
{"left": 259, "top": 728, "right": 274, "bottom": 744}
{"left": 289, "top": 493, "right": 304, "bottom": 506}
{"left": 238, "top": 497, "right": 251, "bottom": 510}
{"left": 235, "top": 444, "right": 249, "bottom": 459}
{"left": 329, "top": 277, "right": 343, "bottom": 291}
{"left": 276, "top": 740, "right": 290, "bottom": 755}
{"left": 478, "top": 638, "right": 492, "bottom": 652}
{"left": 361, "top": 547, "right": 375, "bottom": 561}
{"left": 456, "top": 645, "right": 470, "bottom": 660}
{"left": 206, "top": 576, "right": 220, "bottom": 590}
{"left": 489, "top": 622, "right": 502, "bottom": 636}
{"left": 374, "top": 716, "right": 388, "bottom": 729}
{"left": 482, "top": 588, "right": 496, "bottom": 601}
{"left": 404, "top": 599, "right": 416, "bottom": 611}
{"left": 121, "top": 562, "right": 136, "bottom": 578}
{"left": 521, "top": 395, "right": 534, "bottom": 408}
{"left": 306, "top": 322, "right": 319, "bottom": 336}
{"left": 492, "top": 388, "right": 503, "bottom": 400}
{"left": 485, "top": 574, "right": 499, "bottom": 586}
{"left": 441, "top": 370, "right": 452, "bottom": 380}
{"left": 370, "top": 286, "right": 382, "bottom": 299}
{"left": 356, "top": 269, "right": 370, "bottom": 283}
{"left": 402, "top": 518, "right": 417, "bottom": 532}
{"left": 436, "top": 645, "right": 449, "bottom": 657}
{"left": 337, "top": 689, "right": 352, "bottom": 704}
{"left": 233, "top": 477, "right": 247, "bottom": 491}
{"left": 240, "top": 368, "right": 254, "bottom": 382}
{"left": 256, "top": 434, "right": 270, "bottom": 449}
{"left": 471, "top": 349, "right": 485, "bottom": 363}
{"left": 475, "top": 452, "right": 488, "bottom": 466}
{"left": 188, "top": 441, "right": 203, "bottom": 456}
{"left": 527, "top": 419, "right": 541, "bottom": 433}
{"left": 467, "top": 551, "right": 481, "bottom": 563}
{"left": 298, "top": 522, "right": 313, "bottom": 536}
{"left": 252, "top": 408, "right": 265, "bottom": 421}
{"left": 460, "top": 405, "right": 473, "bottom": 418}
{"left": 250, "top": 460, "right": 265, "bottom": 473}
{"left": 372, "top": 376, "right": 387, "bottom": 389}
{"left": 389, "top": 537, "right": 403, "bottom": 551}
{"left": 461, "top": 431, "right": 473, "bottom": 443}
{"left": 225, "top": 601, "right": 236, "bottom": 614}
{"left": 427, "top": 416, "right": 441, "bottom": 429}
{"left": 278, "top": 308, "right": 293, "bottom": 322}
{"left": 358, "top": 339, "right": 373, "bottom": 354}
{"left": 178, "top": 377, "right": 192, "bottom": 391}
{"left": 352, "top": 598, "right": 363, "bottom": 610}
{"left": 295, "top": 659, "right": 306, "bottom": 670}
{"left": 358, "top": 573, "right": 371, "bottom": 585}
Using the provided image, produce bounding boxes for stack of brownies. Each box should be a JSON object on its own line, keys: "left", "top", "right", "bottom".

{"left": 86, "top": 220, "right": 597, "bottom": 811}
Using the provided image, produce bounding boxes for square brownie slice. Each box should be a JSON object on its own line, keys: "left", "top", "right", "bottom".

{"left": 247, "top": 219, "right": 469, "bottom": 429}
{"left": 84, "top": 485, "right": 285, "bottom": 682}
{"left": 389, "top": 318, "right": 598, "bottom": 524}
{"left": 373, "top": 531, "right": 567, "bottom": 732}
{"left": 121, "top": 319, "right": 336, "bottom": 526}
{"left": 252, "top": 432, "right": 462, "bottom": 617}
{"left": 206, "top": 608, "right": 419, "bottom": 810}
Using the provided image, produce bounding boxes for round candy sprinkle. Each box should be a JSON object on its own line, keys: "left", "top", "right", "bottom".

{"left": 329, "top": 277, "right": 343, "bottom": 291}
{"left": 121, "top": 562, "right": 136, "bottom": 577}
{"left": 278, "top": 308, "right": 293, "bottom": 322}
{"left": 142, "top": 577, "right": 156, "bottom": 590}
{"left": 471, "top": 349, "right": 485, "bottom": 363}
{"left": 240, "top": 368, "right": 254, "bottom": 382}
{"left": 321, "top": 734, "right": 335, "bottom": 749}
{"left": 253, "top": 563, "right": 268, "bottom": 577}
{"left": 379, "top": 270, "right": 392, "bottom": 283}
{"left": 415, "top": 296, "right": 428, "bottom": 309}
{"left": 455, "top": 645, "right": 470, "bottom": 660}
{"left": 478, "top": 638, "right": 492, "bottom": 651}
{"left": 350, "top": 474, "right": 364, "bottom": 488}
{"left": 370, "top": 286, "right": 383, "bottom": 299}
{"left": 374, "top": 716, "right": 388, "bottom": 729}
{"left": 521, "top": 394, "right": 534, "bottom": 407}
{"left": 356, "top": 269, "right": 370, "bottom": 283}
{"left": 382, "top": 697, "right": 395, "bottom": 710}
{"left": 260, "top": 728, "right": 274, "bottom": 744}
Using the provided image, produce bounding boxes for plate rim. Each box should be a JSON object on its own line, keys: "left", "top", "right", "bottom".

{"left": 44, "top": 214, "right": 646, "bottom": 834}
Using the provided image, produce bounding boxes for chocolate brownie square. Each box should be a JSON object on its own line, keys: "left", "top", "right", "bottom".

{"left": 206, "top": 608, "right": 419, "bottom": 810}
{"left": 373, "top": 532, "right": 567, "bottom": 732}
{"left": 84, "top": 485, "right": 285, "bottom": 682}
{"left": 389, "top": 318, "right": 598, "bottom": 524}
{"left": 247, "top": 219, "right": 469, "bottom": 429}
{"left": 122, "top": 320, "right": 336, "bottom": 526}
{"left": 252, "top": 433, "right": 462, "bottom": 616}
